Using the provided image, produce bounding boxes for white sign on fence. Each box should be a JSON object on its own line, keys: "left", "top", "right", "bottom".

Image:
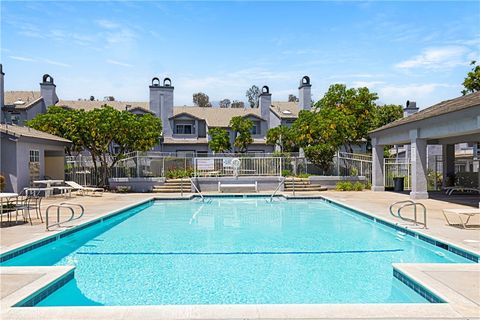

{"left": 196, "top": 159, "right": 215, "bottom": 171}
{"left": 222, "top": 158, "right": 233, "bottom": 167}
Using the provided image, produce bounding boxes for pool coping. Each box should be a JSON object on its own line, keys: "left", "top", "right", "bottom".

{"left": 0, "top": 194, "right": 479, "bottom": 319}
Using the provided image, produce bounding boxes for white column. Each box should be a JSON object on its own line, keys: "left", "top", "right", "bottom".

{"left": 410, "top": 129, "right": 428, "bottom": 199}
{"left": 372, "top": 138, "right": 385, "bottom": 191}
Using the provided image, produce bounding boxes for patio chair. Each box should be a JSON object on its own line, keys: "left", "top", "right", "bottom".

{"left": 65, "top": 181, "right": 104, "bottom": 196}
{"left": 13, "top": 190, "right": 43, "bottom": 225}
{"left": 444, "top": 186, "right": 480, "bottom": 196}
{"left": 442, "top": 208, "right": 480, "bottom": 229}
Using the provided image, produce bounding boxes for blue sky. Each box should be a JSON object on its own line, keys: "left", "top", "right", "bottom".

{"left": 1, "top": 1, "right": 479, "bottom": 108}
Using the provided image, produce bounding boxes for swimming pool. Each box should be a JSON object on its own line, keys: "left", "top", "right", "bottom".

{"left": 1, "top": 197, "right": 473, "bottom": 306}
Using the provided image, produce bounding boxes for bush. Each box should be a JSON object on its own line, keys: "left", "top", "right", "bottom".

{"left": 0, "top": 175, "right": 5, "bottom": 192}
{"left": 166, "top": 169, "right": 193, "bottom": 179}
{"left": 115, "top": 186, "right": 131, "bottom": 193}
{"left": 281, "top": 169, "right": 292, "bottom": 177}
{"left": 335, "top": 181, "right": 365, "bottom": 191}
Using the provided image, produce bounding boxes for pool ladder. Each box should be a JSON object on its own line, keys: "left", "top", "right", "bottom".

{"left": 270, "top": 177, "right": 287, "bottom": 202}
{"left": 45, "top": 203, "right": 85, "bottom": 230}
{"left": 389, "top": 200, "right": 427, "bottom": 228}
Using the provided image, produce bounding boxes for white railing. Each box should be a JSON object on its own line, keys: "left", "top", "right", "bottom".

{"left": 193, "top": 157, "right": 284, "bottom": 177}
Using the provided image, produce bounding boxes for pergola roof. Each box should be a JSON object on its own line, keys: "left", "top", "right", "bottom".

{"left": 370, "top": 91, "right": 480, "bottom": 134}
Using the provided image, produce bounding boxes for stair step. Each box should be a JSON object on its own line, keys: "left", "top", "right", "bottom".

{"left": 152, "top": 189, "right": 191, "bottom": 193}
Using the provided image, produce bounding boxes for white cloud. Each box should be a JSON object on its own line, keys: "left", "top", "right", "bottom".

{"left": 106, "top": 59, "right": 133, "bottom": 68}
{"left": 43, "top": 59, "right": 70, "bottom": 67}
{"left": 395, "top": 46, "right": 470, "bottom": 70}
{"left": 9, "top": 55, "right": 36, "bottom": 62}
{"left": 351, "top": 80, "right": 385, "bottom": 88}
{"left": 96, "top": 19, "right": 120, "bottom": 30}
{"left": 377, "top": 83, "right": 457, "bottom": 107}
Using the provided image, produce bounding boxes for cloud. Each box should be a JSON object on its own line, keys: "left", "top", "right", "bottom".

{"left": 106, "top": 59, "right": 133, "bottom": 68}
{"left": 351, "top": 81, "right": 385, "bottom": 88}
{"left": 43, "top": 59, "right": 70, "bottom": 67}
{"left": 377, "top": 83, "right": 457, "bottom": 107}
{"left": 9, "top": 55, "right": 36, "bottom": 62}
{"left": 96, "top": 19, "right": 120, "bottom": 30}
{"left": 395, "top": 46, "right": 471, "bottom": 70}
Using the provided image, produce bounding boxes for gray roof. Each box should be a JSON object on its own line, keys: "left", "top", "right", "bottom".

{"left": 57, "top": 100, "right": 154, "bottom": 114}
{"left": 3, "top": 91, "right": 43, "bottom": 110}
{"left": 370, "top": 91, "right": 480, "bottom": 134}
{"left": 0, "top": 124, "right": 71, "bottom": 143}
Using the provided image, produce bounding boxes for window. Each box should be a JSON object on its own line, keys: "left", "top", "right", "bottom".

{"left": 196, "top": 151, "right": 208, "bottom": 157}
{"left": 176, "top": 124, "right": 193, "bottom": 134}
{"left": 29, "top": 150, "right": 40, "bottom": 163}
{"left": 251, "top": 121, "right": 261, "bottom": 135}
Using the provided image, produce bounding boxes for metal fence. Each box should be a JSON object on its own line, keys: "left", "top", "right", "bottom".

{"left": 65, "top": 151, "right": 374, "bottom": 186}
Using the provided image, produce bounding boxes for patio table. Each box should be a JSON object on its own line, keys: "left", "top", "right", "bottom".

{"left": 33, "top": 180, "right": 64, "bottom": 197}
{"left": 0, "top": 193, "right": 19, "bottom": 225}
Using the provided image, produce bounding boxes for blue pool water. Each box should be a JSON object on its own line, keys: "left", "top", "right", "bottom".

{"left": 2, "top": 198, "right": 472, "bottom": 306}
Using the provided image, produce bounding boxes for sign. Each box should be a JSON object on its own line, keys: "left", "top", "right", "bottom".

{"left": 223, "top": 158, "right": 233, "bottom": 167}
{"left": 196, "top": 159, "right": 215, "bottom": 171}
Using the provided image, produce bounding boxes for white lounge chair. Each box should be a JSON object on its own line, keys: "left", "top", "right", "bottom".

{"left": 65, "top": 181, "right": 104, "bottom": 196}
{"left": 442, "top": 208, "right": 480, "bottom": 229}
{"left": 444, "top": 186, "right": 480, "bottom": 196}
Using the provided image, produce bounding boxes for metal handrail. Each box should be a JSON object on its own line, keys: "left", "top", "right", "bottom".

{"left": 270, "top": 177, "right": 286, "bottom": 202}
{"left": 45, "top": 203, "right": 85, "bottom": 230}
{"left": 189, "top": 177, "right": 205, "bottom": 202}
{"left": 389, "top": 200, "right": 427, "bottom": 228}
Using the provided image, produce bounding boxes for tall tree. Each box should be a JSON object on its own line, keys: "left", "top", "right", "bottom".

{"left": 193, "top": 92, "right": 212, "bottom": 108}
{"left": 462, "top": 60, "right": 480, "bottom": 95}
{"left": 315, "top": 84, "right": 378, "bottom": 152}
{"left": 208, "top": 127, "right": 231, "bottom": 153}
{"left": 229, "top": 116, "right": 253, "bottom": 152}
{"left": 372, "top": 104, "right": 403, "bottom": 129}
{"left": 245, "top": 85, "right": 260, "bottom": 108}
{"left": 266, "top": 125, "right": 296, "bottom": 152}
{"left": 231, "top": 100, "right": 245, "bottom": 108}
{"left": 288, "top": 94, "right": 298, "bottom": 102}
{"left": 219, "top": 99, "right": 231, "bottom": 108}
{"left": 27, "top": 105, "right": 162, "bottom": 187}
{"left": 293, "top": 108, "right": 350, "bottom": 172}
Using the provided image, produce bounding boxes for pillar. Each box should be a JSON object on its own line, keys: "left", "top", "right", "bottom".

{"left": 372, "top": 138, "right": 385, "bottom": 191}
{"left": 410, "top": 130, "right": 428, "bottom": 199}
{"left": 442, "top": 144, "right": 455, "bottom": 188}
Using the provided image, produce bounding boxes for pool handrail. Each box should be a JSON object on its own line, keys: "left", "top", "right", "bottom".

{"left": 389, "top": 200, "right": 427, "bottom": 228}
{"left": 189, "top": 177, "right": 205, "bottom": 202}
{"left": 45, "top": 202, "right": 85, "bottom": 230}
{"left": 270, "top": 177, "right": 286, "bottom": 202}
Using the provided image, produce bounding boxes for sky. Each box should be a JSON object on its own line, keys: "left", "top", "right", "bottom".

{"left": 1, "top": 1, "right": 479, "bottom": 108}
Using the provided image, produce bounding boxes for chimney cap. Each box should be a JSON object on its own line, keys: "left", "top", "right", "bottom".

{"left": 42, "top": 74, "right": 54, "bottom": 84}
{"left": 299, "top": 76, "right": 311, "bottom": 88}
{"left": 260, "top": 85, "right": 271, "bottom": 95}
{"left": 0, "top": 64, "right": 4, "bottom": 75}
{"left": 151, "top": 77, "right": 160, "bottom": 87}
{"left": 405, "top": 100, "right": 417, "bottom": 109}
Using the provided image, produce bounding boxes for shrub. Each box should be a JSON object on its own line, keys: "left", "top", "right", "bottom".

{"left": 281, "top": 169, "right": 292, "bottom": 177}
{"left": 0, "top": 175, "right": 5, "bottom": 192}
{"left": 297, "top": 173, "right": 311, "bottom": 179}
{"left": 115, "top": 186, "right": 131, "bottom": 193}
{"left": 166, "top": 169, "right": 193, "bottom": 179}
{"left": 335, "top": 181, "right": 366, "bottom": 191}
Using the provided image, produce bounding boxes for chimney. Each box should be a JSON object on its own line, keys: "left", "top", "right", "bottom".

{"left": 298, "top": 76, "right": 312, "bottom": 110}
{"left": 0, "top": 64, "right": 4, "bottom": 123}
{"left": 150, "top": 77, "right": 174, "bottom": 137}
{"left": 259, "top": 85, "right": 272, "bottom": 130}
{"left": 40, "top": 74, "right": 59, "bottom": 109}
{"left": 404, "top": 100, "right": 419, "bottom": 117}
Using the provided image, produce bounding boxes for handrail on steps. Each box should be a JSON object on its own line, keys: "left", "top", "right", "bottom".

{"left": 270, "top": 177, "right": 286, "bottom": 202}
{"left": 389, "top": 200, "right": 427, "bottom": 228}
{"left": 189, "top": 177, "right": 205, "bottom": 202}
{"left": 45, "top": 202, "right": 85, "bottom": 230}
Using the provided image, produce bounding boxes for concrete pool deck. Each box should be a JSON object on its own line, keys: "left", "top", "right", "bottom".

{"left": 0, "top": 190, "right": 479, "bottom": 319}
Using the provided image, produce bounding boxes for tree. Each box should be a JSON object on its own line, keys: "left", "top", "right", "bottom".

{"left": 193, "top": 92, "right": 212, "bottom": 108}
{"left": 372, "top": 104, "right": 403, "bottom": 129}
{"left": 229, "top": 116, "right": 253, "bottom": 152}
{"left": 219, "top": 99, "right": 231, "bottom": 108}
{"left": 27, "top": 105, "right": 162, "bottom": 187}
{"left": 231, "top": 100, "right": 245, "bottom": 108}
{"left": 462, "top": 60, "right": 480, "bottom": 95}
{"left": 266, "top": 125, "right": 296, "bottom": 152}
{"left": 293, "top": 108, "right": 350, "bottom": 172}
{"left": 208, "top": 127, "right": 231, "bottom": 153}
{"left": 245, "top": 85, "right": 260, "bottom": 108}
{"left": 315, "top": 84, "right": 378, "bottom": 152}
{"left": 288, "top": 94, "right": 298, "bottom": 102}
{"left": 26, "top": 106, "right": 84, "bottom": 156}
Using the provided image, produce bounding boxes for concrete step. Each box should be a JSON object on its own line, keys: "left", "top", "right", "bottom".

{"left": 153, "top": 185, "right": 190, "bottom": 190}
{"left": 152, "top": 189, "right": 190, "bottom": 193}
{"left": 284, "top": 185, "right": 326, "bottom": 191}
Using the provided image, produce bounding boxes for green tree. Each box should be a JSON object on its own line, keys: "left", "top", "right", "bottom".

{"left": 372, "top": 104, "right": 403, "bottom": 129}
{"left": 231, "top": 100, "right": 245, "bottom": 108}
{"left": 208, "top": 127, "right": 231, "bottom": 153}
{"left": 219, "top": 99, "right": 231, "bottom": 108}
{"left": 315, "top": 84, "right": 378, "bottom": 152}
{"left": 27, "top": 105, "right": 162, "bottom": 187}
{"left": 193, "top": 92, "right": 212, "bottom": 108}
{"left": 229, "top": 116, "right": 253, "bottom": 152}
{"left": 293, "top": 108, "right": 350, "bottom": 172}
{"left": 245, "top": 85, "right": 260, "bottom": 108}
{"left": 288, "top": 94, "right": 298, "bottom": 102}
{"left": 26, "top": 106, "right": 84, "bottom": 155}
{"left": 462, "top": 60, "right": 480, "bottom": 95}
{"left": 266, "top": 125, "right": 296, "bottom": 152}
